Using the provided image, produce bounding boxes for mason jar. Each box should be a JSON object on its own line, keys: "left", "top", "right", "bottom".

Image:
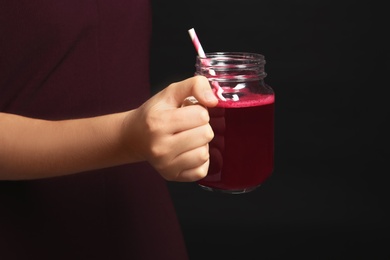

{"left": 195, "top": 52, "right": 275, "bottom": 194}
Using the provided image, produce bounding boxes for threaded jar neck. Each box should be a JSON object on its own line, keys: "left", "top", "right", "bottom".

{"left": 196, "top": 52, "right": 267, "bottom": 82}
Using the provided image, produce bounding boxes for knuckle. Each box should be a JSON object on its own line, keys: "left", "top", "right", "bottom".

{"left": 145, "top": 116, "right": 161, "bottom": 134}
{"left": 199, "top": 108, "right": 210, "bottom": 123}
{"left": 193, "top": 168, "right": 208, "bottom": 180}
{"left": 199, "top": 146, "right": 210, "bottom": 162}
{"left": 205, "top": 124, "right": 214, "bottom": 141}
{"left": 150, "top": 144, "right": 168, "bottom": 159}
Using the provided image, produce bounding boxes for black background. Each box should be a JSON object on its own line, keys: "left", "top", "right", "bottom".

{"left": 150, "top": 1, "right": 388, "bottom": 259}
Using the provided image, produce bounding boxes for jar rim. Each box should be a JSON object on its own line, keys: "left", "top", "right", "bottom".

{"left": 198, "top": 52, "right": 265, "bottom": 60}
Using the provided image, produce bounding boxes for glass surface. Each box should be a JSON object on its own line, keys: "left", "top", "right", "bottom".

{"left": 195, "top": 52, "right": 275, "bottom": 194}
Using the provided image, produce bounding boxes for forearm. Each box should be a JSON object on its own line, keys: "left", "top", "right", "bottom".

{"left": 0, "top": 111, "right": 139, "bottom": 180}
{"left": 0, "top": 76, "right": 219, "bottom": 182}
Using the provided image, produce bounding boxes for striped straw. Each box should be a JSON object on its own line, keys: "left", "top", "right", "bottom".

{"left": 187, "top": 28, "right": 225, "bottom": 101}
{"left": 188, "top": 28, "right": 206, "bottom": 58}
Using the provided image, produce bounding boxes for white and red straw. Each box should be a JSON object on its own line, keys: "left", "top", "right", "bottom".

{"left": 188, "top": 28, "right": 206, "bottom": 58}
{"left": 187, "top": 28, "right": 225, "bottom": 101}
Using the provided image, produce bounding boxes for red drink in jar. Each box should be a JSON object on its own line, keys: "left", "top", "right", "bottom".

{"left": 199, "top": 93, "right": 274, "bottom": 193}
{"left": 196, "top": 52, "right": 275, "bottom": 193}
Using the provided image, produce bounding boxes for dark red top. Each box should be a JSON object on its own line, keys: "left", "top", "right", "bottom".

{"left": 0, "top": 1, "right": 188, "bottom": 259}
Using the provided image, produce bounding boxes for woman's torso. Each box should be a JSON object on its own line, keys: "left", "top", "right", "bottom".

{"left": 0, "top": 1, "right": 188, "bottom": 259}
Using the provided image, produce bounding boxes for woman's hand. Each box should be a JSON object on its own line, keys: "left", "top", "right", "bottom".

{"left": 123, "top": 75, "right": 218, "bottom": 182}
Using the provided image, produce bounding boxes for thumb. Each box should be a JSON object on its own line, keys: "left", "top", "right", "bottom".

{"left": 167, "top": 75, "right": 218, "bottom": 108}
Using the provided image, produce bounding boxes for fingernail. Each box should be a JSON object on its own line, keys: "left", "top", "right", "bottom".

{"left": 182, "top": 96, "right": 199, "bottom": 107}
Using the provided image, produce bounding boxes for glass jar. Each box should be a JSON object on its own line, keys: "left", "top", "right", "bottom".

{"left": 195, "top": 52, "right": 275, "bottom": 194}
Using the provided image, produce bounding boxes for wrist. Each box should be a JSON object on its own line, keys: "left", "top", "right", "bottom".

{"left": 117, "top": 109, "right": 146, "bottom": 164}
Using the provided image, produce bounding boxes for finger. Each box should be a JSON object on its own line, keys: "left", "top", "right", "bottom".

{"left": 168, "top": 105, "right": 211, "bottom": 134}
{"left": 152, "top": 105, "right": 209, "bottom": 134}
{"left": 171, "top": 147, "right": 210, "bottom": 182}
{"left": 176, "top": 160, "right": 210, "bottom": 182}
{"left": 170, "top": 124, "right": 214, "bottom": 155}
{"left": 142, "top": 103, "right": 209, "bottom": 137}
{"left": 166, "top": 76, "right": 218, "bottom": 108}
